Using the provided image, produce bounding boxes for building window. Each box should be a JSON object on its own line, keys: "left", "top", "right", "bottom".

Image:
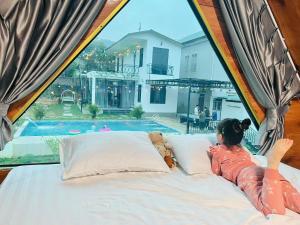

{"left": 121, "top": 56, "right": 124, "bottom": 73}
{"left": 213, "top": 98, "right": 222, "bottom": 111}
{"left": 198, "top": 93, "right": 205, "bottom": 111}
{"left": 191, "top": 53, "right": 197, "bottom": 72}
{"left": 117, "top": 57, "right": 119, "bottom": 72}
{"left": 139, "top": 48, "right": 143, "bottom": 67}
{"left": 138, "top": 85, "right": 142, "bottom": 102}
{"left": 151, "top": 47, "right": 169, "bottom": 75}
{"left": 150, "top": 85, "right": 166, "bottom": 104}
{"left": 184, "top": 55, "right": 189, "bottom": 73}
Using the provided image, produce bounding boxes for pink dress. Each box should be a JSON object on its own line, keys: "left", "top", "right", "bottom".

{"left": 209, "top": 144, "right": 300, "bottom": 215}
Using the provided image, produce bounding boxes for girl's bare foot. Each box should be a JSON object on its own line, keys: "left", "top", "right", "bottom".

{"left": 267, "top": 139, "right": 293, "bottom": 170}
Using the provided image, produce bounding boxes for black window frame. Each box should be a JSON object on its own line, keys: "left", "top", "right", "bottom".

{"left": 213, "top": 98, "right": 222, "bottom": 111}
{"left": 150, "top": 85, "right": 166, "bottom": 104}
{"left": 116, "top": 57, "right": 120, "bottom": 72}
{"left": 151, "top": 47, "right": 169, "bottom": 75}
{"left": 139, "top": 48, "right": 143, "bottom": 67}
{"left": 137, "top": 84, "right": 142, "bottom": 102}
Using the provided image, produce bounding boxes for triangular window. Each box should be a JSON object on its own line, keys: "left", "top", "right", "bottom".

{"left": 1, "top": 0, "right": 257, "bottom": 166}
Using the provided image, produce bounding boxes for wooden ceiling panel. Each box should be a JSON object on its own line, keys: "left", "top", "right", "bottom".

{"left": 268, "top": 0, "right": 300, "bottom": 71}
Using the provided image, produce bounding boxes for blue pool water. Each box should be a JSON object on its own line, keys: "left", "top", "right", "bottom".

{"left": 20, "top": 120, "right": 179, "bottom": 136}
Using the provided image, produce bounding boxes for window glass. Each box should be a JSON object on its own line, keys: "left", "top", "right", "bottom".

{"left": 150, "top": 86, "right": 166, "bottom": 104}
{"left": 213, "top": 98, "right": 222, "bottom": 111}
{"left": 191, "top": 53, "right": 197, "bottom": 72}
{"left": 151, "top": 47, "right": 169, "bottom": 75}
{"left": 138, "top": 85, "right": 142, "bottom": 103}
{"left": 1, "top": 0, "right": 258, "bottom": 166}
{"left": 139, "top": 48, "right": 144, "bottom": 67}
{"left": 184, "top": 55, "right": 189, "bottom": 73}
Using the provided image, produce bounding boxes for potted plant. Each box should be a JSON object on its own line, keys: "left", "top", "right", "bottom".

{"left": 88, "top": 104, "right": 99, "bottom": 119}
{"left": 130, "top": 105, "right": 144, "bottom": 119}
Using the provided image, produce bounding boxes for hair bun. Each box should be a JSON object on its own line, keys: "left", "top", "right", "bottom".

{"left": 241, "top": 118, "right": 251, "bottom": 130}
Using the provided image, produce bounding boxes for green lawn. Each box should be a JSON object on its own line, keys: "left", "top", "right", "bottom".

{"left": 0, "top": 154, "right": 59, "bottom": 165}
{"left": 18, "top": 103, "right": 134, "bottom": 121}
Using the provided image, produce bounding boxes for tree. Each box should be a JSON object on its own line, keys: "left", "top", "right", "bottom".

{"left": 64, "top": 61, "right": 79, "bottom": 77}
{"left": 33, "top": 104, "right": 46, "bottom": 120}
{"left": 77, "top": 40, "right": 115, "bottom": 72}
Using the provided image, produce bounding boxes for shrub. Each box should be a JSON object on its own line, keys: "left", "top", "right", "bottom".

{"left": 43, "top": 137, "right": 61, "bottom": 155}
{"left": 130, "top": 106, "right": 144, "bottom": 119}
{"left": 33, "top": 104, "right": 46, "bottom": 120}
{"left": 88, "top": 104, "right": 99, "bottom": 119}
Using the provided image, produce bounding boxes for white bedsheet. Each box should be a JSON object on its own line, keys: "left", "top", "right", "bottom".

{"left": 0, "top": 165, "right": 299, "bottom": 225}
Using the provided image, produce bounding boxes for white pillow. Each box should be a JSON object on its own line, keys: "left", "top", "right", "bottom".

{"left": 166, "top": 133, "right": 216, "bottom": 175}
{"left": 59, "top": 131, "right": 170, "bottom": 180}
{"left": 166, "top": 133, "right": 259, "bottom": 175}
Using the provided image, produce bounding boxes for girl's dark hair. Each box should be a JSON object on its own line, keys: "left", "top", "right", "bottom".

{"left": 217, "top": 118, "right": 251, "bottom": 146}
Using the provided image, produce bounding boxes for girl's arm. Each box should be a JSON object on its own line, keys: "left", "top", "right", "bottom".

{"left": 208, "top": 145, "right": 221, "bottom": 175}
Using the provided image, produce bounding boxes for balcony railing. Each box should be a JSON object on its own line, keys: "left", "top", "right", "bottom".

{"left": 147, "top": 63, "right": 174, "bottom": 76}
{"left": 179, "top": 116, "right": 260, "bottom": 153}
{"left": 114, "top": 64, "right": 139, "bottom": 75}
{"left": 85, "top": 64, "right": 139, "bottom": 75}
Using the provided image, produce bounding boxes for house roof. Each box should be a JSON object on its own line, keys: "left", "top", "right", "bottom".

{"left": 179, "top": 31, "right": 206, "bottom": 44}
{"left": 106, "top": 29, "right": 182, "bottom": 52}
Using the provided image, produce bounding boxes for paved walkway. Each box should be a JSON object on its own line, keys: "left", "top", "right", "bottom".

{"left": 147, "top": 115, "right": 216, "bottom": 135}
{"left": 63, "top": 104, "right": 73, "bottom": 117}
{"left": 146, "top": 115, "right": 186, "bottom": 133}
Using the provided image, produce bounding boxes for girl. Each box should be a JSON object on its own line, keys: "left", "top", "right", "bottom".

{"left": 208, "top": 118, "right": 300, "bottom": 216}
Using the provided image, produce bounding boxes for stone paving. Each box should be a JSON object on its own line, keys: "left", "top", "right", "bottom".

{"left": 147, "top": 115, "right": 215, "bottom": 135}
{"left": 146, "top": 115, "right": 188, "bottom": 134}
{"left": 63, "top": 104, "right": 73, "bottom": 117}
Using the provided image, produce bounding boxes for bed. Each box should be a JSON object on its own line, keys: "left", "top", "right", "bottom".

{"left": 1, "top": 132, "right": 300, "bottom": 225}
{"left": 0, "top": 164, "right": 300, "bottom": 225}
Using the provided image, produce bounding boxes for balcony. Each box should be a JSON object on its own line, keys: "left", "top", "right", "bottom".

{"left": 147, "top": 63, "right": 174, "bottom": 76}
{"left": 85, "top": 64, "right": 139, "bottom": 80}
{"left": 114, "top": 64, "right": 139, "bottom": 75}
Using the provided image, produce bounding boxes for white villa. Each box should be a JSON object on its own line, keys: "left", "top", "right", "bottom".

{"left": 177, "top": 31, "right": 249, "bottom": 121}
{"left": 85, "top": 29, "right": 249, "bottom": 120}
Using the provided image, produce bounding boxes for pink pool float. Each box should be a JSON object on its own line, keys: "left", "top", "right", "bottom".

{"left": 99, "top": 125, "right": 111, "bottom": 132}
{"left": 69, "top": 129, "right": 81, "bottom": 135}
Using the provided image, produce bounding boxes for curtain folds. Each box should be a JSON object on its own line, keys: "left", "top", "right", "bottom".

{"left": 218, "top": 0, "right": 300, "bottom": 155}
{"left": 0, "top": 0, "right": 104, "bottom": 150}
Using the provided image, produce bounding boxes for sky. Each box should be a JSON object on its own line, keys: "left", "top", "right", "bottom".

{"left": 97, "top": 0, "right": 203, "bottom": 42}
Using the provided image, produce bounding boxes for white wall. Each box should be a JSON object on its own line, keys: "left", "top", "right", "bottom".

{"left": 177, "top": 38, "right": 230, "bottom": 113}
{"left": 221, "top": 99, "right": 254, "bottom": 127}
{"left": 140, "top": 86, "right": 179, "bottom": 113}
{"left": 180, "top": 38, "right": 228, "bottom": 81}
{"left": 210, "top": 89, "right": 249, "bottom": 120}
{"left": 131, "top": 32, "right": 181, "bottom": 113}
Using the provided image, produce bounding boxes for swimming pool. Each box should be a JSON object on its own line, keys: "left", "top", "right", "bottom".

{"left": 19, "top": 120, "right": 179, "bottom": 136}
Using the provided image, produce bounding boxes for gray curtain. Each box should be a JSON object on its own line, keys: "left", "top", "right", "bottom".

{"left": 0, "top": 0, "right": 104, "bottom": 150}
{"left": 218, "top": 0, "right": 300, "bottom": 154}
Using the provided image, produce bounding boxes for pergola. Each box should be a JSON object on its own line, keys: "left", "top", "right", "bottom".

{"left": 146, "top": 78, "right": 233, "bottom": 89}
{"left": 146, "top": 78, "right": 233, "bottom": 133}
